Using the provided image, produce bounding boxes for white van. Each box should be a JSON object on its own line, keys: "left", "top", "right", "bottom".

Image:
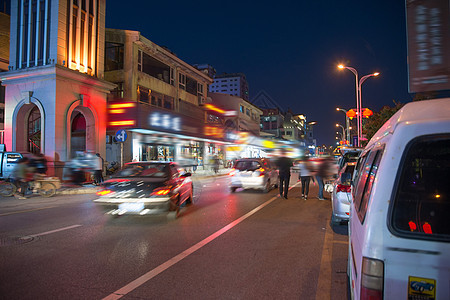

{"left": 348, "top": 98, "right": 450, "bottom": 300}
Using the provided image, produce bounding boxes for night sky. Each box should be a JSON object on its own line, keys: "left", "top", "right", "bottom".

{"left": 106, "top": 0, "right": 412, "bottom": 146}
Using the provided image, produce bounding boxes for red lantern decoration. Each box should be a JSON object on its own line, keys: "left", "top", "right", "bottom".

{"left": 346, "top": 109, "right": 357, "bottom": 120}
{"left": 362, "top": 108, "right": 373, "bottom": 118}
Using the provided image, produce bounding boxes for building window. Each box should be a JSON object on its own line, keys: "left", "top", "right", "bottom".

{"left": 110, "top": 82, "right": 124, "bottom": 99}
{"left": 28, "top": 106, "right": 41, "bottom": 154}
{"left": 246, "top": 108, "right": 250, "bottom": 116}
{"left": 179, "top": 73, "right": 186, "bottom": 90}
{"left": 138, "top": 86, "right": 149, "bottom": 104}
{"left": 240, "top": 105, "right": 244, "bottom": 113}
{"left": 138, "top": 50, "right": 171, "bottom": 84}
{"left": 105, "top": 42, "right": 124, "bottom": 71}
{"left": 186, "top": 76, "right": 198, "bottom": 95}
{"left": 197, "top": 83, "right": 204, "bottom": 96}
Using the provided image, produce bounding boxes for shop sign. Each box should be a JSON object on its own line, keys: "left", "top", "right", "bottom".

{"left": 149, "top": 112, "right": 181, "bottom": 131}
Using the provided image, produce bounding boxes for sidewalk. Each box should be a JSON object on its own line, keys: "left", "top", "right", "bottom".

{"left": 56, "top": 167, "right": 230, "bottom": 195}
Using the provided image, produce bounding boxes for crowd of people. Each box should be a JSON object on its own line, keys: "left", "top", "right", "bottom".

{"left": 275, "top": 152, "right": 335, "bottom": 200}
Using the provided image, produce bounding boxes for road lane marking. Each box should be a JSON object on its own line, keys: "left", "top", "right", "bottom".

{"left": 26, "top": 224, "right": 82, "bottom": 237}
{"left": 315, "top": 216, "right": 333, "bottom": 300}
{"left": 0, "top": 206, "right": 58, "bottom": 217}
{"left": 104, "top": 183, "right": 300, "bottom": 300}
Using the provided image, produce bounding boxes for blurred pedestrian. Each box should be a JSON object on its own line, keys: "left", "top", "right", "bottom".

{"left": 298, "top": 157, "right": 314, "bottom": 200}
{"left": 33, "top": 153, "right": 48, "bottom": 175}
{"left": 94, "top": 153, "right": 104, "bottom": 185}
{"left": 316, "top": 157, "right": 332, "bottom": 200}
{"left": 12, "top": 157, "right": 31, "bottom": 199}
{"left": 276, "top": 149, "right": 293, "bottom": 199}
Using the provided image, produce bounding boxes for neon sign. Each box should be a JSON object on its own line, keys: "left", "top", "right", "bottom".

{"left": 149, "top": 112, "right": 181, "bottom": 131}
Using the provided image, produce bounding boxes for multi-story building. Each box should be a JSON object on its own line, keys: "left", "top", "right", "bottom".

{"left": 209, "top": 73, "right": 249, "bottom": 101}
{"left": 208, "top": 92, "right": 261, "bottom": 136}
{"left": 2, "top": 0, "right": 115, "bottom": 177}
{"left": 0, "top": 10, "right": 10, "bottom": 142}
{"left": 260, "top": 108, "right": 284, "bottom": 138}
{"left": 104, "top": 29, "right": 231, "bottom": 166}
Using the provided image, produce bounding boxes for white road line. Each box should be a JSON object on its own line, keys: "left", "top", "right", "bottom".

{"left": 26, "top": 224, "right": 82, "bottom": 238}
{"left": 103, "top": 183, "right": 300, "bottom": 300}
{"left": 315, "top": 216, "right": 333, "bottom": 300}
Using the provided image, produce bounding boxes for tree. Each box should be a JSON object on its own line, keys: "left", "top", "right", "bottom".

{"left": 362, "top": 100, "right": 404, "bottom": 146}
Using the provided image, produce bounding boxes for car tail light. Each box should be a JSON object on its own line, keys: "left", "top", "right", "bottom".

{"left": 257, "top": 168, "right": 266, "bottom": 177}
{"left": 361, "top": 257, "right": 384, "bottom": 300}
{"left": 228, "top": 168, "right": 236, "bottom": 176}
{"left": 336, "top": 184, "right": 351, "bottom": 193}
{"left": 96, "top": 190, "right": 112, "bottom": 196}
{"left": 151, "top": 187, "right": 171, "bottom": 196}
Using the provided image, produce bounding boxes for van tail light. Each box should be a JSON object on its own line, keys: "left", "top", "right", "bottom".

{"left": 336, "top": 184, "right": 351, "bottom": 193}
{"left": 361, "top": 257, "right": 384, "bottom": 300}
{"left": 228, "top": 168, "right": 236, "bottom": 176}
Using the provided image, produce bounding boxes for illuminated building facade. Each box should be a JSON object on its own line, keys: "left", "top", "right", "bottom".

{"left": 2, "top": 0, "right": 115, "bottom": 177}
{"left": 104, "top": 29, "right": 228, "bottom": 165}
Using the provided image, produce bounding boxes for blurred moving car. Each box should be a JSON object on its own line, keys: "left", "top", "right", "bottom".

{"left": 94, "top": 161, "right": 193, "bottom": 219}
{"left": 330, "top": 161, "right": 356, "bottom": 224}
{"left": 229, "top": 158, "right": 278, "bottom": 193}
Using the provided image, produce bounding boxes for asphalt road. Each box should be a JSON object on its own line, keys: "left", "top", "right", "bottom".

{"left": 0, "top": 176, "right": 349, "bottom": 300}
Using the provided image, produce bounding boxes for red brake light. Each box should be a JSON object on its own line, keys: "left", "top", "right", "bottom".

{"left": 336, "top": 184, "right": 351, "bottom": 193}
{"left": 257, "top": 168, "right": 266, "bottom": 177}
{"left": 151, "top": 188, "right": 170, "bottom": 196}
{"left": 96, "top": 190, "right": 112, "bottom": 196}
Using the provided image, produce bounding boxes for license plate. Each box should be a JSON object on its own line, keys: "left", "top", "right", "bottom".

{"left": 119, "top": 202, "right": 144, "bottom": 212}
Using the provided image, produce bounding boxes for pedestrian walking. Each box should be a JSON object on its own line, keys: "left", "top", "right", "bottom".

{"left": 94, "top": 153, "right": 104, "bottom": 185}
{"left": 276, "top": 149, "right": 293, "bottom": 199}
{"left": 298, "top": 157, "right": 314, "bottom": 200}
{"left": 315, "top": 157, "right": 332, "bottom": 200}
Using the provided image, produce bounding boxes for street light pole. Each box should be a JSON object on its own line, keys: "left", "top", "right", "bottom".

{"left": 358, "top": 72, "right": 379, "bottom": 144}
{"left": 336, "top": 124, "right": 345, "bottom": 143}
{"left": 338, "top": 65, "right": 380, "bottom": 147}
{"left": 336, "top": 107, "right": 350, "bottom": 144}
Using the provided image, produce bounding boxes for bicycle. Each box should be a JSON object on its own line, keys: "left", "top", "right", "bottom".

{"left": 0, "top": 177, "right": 57, "bottom": 197}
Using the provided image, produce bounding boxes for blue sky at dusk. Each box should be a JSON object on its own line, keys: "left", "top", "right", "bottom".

{"left": 106, "top": 0, "right": 412, "bottom": 146}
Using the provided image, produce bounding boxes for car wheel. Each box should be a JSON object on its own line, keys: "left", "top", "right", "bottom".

{"left": 186, "top": 185, "right": 194, "bottom": 205}
{"left": 263, "top": 180, "right": 270, "bottom": 193}
{"left": 230, "top": 187, "right": 237, "bottom": 193}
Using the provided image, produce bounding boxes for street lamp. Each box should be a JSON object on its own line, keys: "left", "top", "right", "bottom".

{"left": 338, "top": 64, "right": 380, "bottom": 147}
{"left": 336, "top": 123, "right": 345, "bottom": 143}
{"left": 336, "top": 107, "right": 350, "bottom": 144}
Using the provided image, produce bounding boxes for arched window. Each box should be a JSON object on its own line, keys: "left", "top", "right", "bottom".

{"left": 28, "top": 106, "right": 41, "bottom": 154}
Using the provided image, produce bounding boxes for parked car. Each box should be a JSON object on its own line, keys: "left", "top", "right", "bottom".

{"left": 94, "top": 161, "right": 193, "bottom": 219}
{"left": 337, "top": 149, "right": 361, "bottom": 170}
{"left": 330, "top": 161, "right": 355, "bottom": 224}
{"left": 348, "top": 99, "right": 450, "bottom": 300}
{"left": 0, "top": 151, "right": 25, "bottom": 180}
{"left": 229, "top": 158, "right": 278, "bottom": 193}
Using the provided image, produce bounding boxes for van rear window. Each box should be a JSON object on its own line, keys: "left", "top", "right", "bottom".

{"left": 391, "top": 136, "right": 450, "bottom": 241}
